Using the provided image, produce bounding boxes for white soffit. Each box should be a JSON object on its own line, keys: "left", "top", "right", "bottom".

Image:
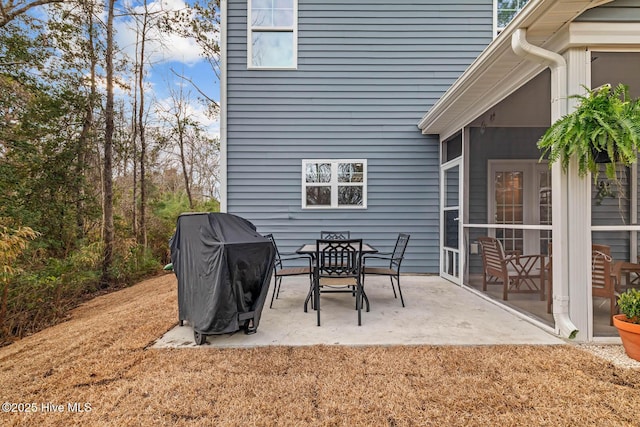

{"left": 568, "top": 22, "right": 640, "bottom": 46}
{"left": 418, "top": 0, "right": 613, "bottom": 140}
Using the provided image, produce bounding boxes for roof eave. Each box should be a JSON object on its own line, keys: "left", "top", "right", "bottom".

{"left": 417, "top": 0, "right": 608, "bottom": 139}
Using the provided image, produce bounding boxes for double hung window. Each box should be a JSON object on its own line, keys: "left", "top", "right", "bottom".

{"left": 495, "top": 0, "right": 529, "bottom": 35}
{"left": 248, "top": 0, "right": 297, "bottom": 68}
{"left": 302, "top": 160, "right": 367, "bottom": 209}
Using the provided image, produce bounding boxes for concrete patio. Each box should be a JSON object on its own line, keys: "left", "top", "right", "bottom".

{"left": 153, "top": 275, "right": 564, "bottom": 348}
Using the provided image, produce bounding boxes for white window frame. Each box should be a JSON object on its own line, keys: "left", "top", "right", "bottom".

{"left": 247, "top": 0, "right": 298, "bottom": 70}
{"left": 301, "top": 159, "right": 368, "bottom": 209}
{"left": 494, "top": 0, "right": 529, "bottom": 37}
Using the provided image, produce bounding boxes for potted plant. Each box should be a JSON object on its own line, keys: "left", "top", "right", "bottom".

{"left": 613, "top": 288, "right": 640, "bottom": 361}
{"left": 537, "top": 83, "right": 640, "bottom": 187}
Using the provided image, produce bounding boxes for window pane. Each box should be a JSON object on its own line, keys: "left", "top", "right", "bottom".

{"left": 273, "top": 9, "right": 293, "bottom": 26}
{"left": 252, "top": 32, "right": 294, "bottom": 67}
{"left": 307, "top": 187, "right": 331, "bottom": 206}
{"left": 306, "top": 163, "right": 331, "bottom": 183}
{"left": 495, "top": 172, "right": 505, "bottom": 203}
{"left": 253, "top": 0, "right": 272, "bottom": 8}
{"left": 444, "top": 210, "right": 459, "bottom": 248}
{"left": 338, "top": 186, "right": 363, "bottom": 206}
{"left": 497, "top": 10, "right": 513, "bottom": 29}
{"left": 338, "top": 163, "right": 363, "bottom": 183}
{"left": 252, "top": 1, "right": 293, "bottom": 27}
{"left": 514, "top": 206, "right": 523, "bottom": 223}
{"left": 494, "top": 170, "right": 524, "bottom": 228}
{"left": 497, "top": 0, "right": 529, "bottom": 28}
{"left": 251, "top": 9, "right": 273, "bottom": 27}
{"left": 274, "top": 0, "right": 293, "bottom": 7}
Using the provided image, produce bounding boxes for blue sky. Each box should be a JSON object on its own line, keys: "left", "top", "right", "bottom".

{"left": 114, "top": 0, "right": 220, "bottom": 136}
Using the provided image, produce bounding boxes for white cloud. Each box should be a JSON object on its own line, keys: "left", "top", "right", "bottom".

{"left": 115, "top": 0, "right": 204, "bottom": 66}
{"left": 155, "top": 92, "right": 220, "bottom": 138}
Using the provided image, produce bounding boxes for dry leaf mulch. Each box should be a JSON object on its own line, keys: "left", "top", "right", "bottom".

{"left": 1, "top": 273, "right": 639, "bottom": 426}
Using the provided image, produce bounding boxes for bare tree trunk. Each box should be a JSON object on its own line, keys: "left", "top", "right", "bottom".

{"left": 100, "top": 0, "right": 116, "bottom": 287}
{"left": 76, "top": 0, "right": 97, "bottom": 241}
{"left": 159, "top": 79, "right": 218, "bottom": 209}
{"left": 177, "top": 117, "right": 194, "bottom": 209}
{"left": 137, "top": 4, "right": 148, "bottom": 247}
{"left": 131, "top": 33, "right": 139, "bottom": 239}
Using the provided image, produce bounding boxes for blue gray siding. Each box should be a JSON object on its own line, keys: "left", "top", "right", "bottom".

{"left": 226, "top": 0, "right": 493, "bottom": 272}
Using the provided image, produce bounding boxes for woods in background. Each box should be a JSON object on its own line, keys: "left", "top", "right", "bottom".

{"left": 0, "top": 0, "right": 220, "bottom": 344}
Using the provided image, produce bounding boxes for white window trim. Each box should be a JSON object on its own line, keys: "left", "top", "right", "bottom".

{"left": 247, "top": 0, "right": 298, "bottom": 70}
{"left": 301, "top": 159, "right": 367, "bottom": 209}
{"left": 493, "top": 0, "right": 499, "bottom": 38}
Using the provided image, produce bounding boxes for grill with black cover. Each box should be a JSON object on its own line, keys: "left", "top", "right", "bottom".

{"left": 169, "top": 213, "right": 275, "bottom": 344}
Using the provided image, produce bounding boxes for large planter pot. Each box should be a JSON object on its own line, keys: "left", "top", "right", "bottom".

{"left": 613, "top": 314, "right": 640, "bottom": 362}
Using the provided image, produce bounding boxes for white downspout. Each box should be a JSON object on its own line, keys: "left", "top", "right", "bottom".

{"left": 511, "top": 28, "right": 579, "bottom": 339}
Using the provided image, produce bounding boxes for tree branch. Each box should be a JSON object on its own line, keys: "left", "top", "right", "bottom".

{"left": 0, "top": 61, "right": 28, "bottom": 67}
{"left": 169, "top": 67, "right": 219, "bottom": 110}
{"left": 0, "top": 0, "right": 67, "bottom": 28}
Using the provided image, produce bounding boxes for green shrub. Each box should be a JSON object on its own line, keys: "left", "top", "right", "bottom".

{"left": 109, "top": 244, "right": 161, "bottom": 284}
{"left": 148, "top": 192, "right": 219, "bottom": 264}
{"left": 618, "top": 288, "right": 640, "bottom": 324}
{"left": 1, "top": 241, "right": 159, "bottom": 344}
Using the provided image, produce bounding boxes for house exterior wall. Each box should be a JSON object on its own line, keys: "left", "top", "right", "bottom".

{"left": 576, "top": 0, "right": 640, "bottom": 21}
{"left": 225, "top": 0, "right": 493, "bottom": 272}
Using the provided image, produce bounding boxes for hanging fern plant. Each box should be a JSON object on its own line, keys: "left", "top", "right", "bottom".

{"left": 537, "top": 83, "right": 640, "bottom": 183}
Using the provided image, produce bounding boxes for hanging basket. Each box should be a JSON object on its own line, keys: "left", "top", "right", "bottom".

{"left": 591, "top": 147, "right": 613, "bottom": 164}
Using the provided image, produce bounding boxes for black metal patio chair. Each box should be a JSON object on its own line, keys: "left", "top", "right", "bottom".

{"left": 265, "top": 234, "right": 313, "bottom": 310}
{"left": 361, "top": 233, "right": 410, "bottom": 307}
{"left": 314, "top": 238, "right": 366, "bottom": 326}
{"left": 320, "top": 230, "right": 351, "bottom": 240}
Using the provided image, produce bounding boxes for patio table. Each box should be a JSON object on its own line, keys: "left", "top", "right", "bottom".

{"left": 614, "top": 261, "right": 640, "bottom": 291}
{"left": 296, "top": 242, "right": 378, "bottom": 257}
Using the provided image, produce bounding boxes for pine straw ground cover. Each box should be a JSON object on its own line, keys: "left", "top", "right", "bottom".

{"left": 0, "top": 275, "right": 639, "bottom": 426}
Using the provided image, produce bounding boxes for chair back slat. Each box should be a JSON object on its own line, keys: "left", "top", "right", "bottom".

{"left": 316, "top": 239, "right": 362, "bottom": 278}
{"left": 390, "top": 233, "right": 410, "bottom": 269}
{"left": 265, "top": 234, "right": 283, "bottom": 268}
{"left": 320, "top": 230, "right": 351, "bottom": 240}
{"left": 591, "top": 243, "right": 619, "bottom": 322}
{"left": 478, "top": 237, "right": 509, "bottom": 277}
{"left": 592, "top": 244, "right": 614, "bottom": 292}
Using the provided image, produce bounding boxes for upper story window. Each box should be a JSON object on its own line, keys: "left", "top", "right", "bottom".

{"left": 302, "top": 160, "right": 367, "bottom": 209}
{"left": 248, "top": 0, "right": 297, "bottom": 69}
{"left": 495, "top": 0, "right": 529, "bottom": 35}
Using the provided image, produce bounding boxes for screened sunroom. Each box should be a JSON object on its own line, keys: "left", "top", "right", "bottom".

{"left": 419, "top": 0, "right": 640, "bottom": 342}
